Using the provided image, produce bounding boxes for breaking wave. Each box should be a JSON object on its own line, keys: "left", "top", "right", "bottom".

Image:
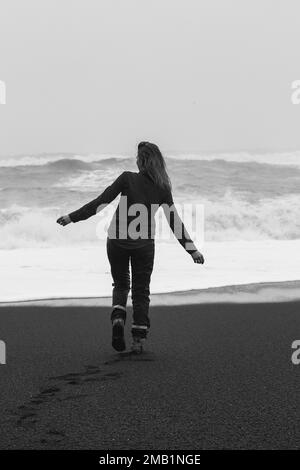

{"left": 1, "top": 192, "right": 300, "bottom": 249}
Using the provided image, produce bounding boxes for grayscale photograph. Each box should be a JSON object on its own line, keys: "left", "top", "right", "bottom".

{"left": 0, "top": 0, "right": 300, "bottom": 464}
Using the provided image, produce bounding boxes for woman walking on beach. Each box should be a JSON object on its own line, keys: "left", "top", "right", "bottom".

{"left": 57, "top": 142, "right": 204, "bottom": 354}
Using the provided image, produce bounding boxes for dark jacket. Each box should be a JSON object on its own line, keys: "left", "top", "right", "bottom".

{"left": 68, "top": 170, "right": 197, "bottom": 254}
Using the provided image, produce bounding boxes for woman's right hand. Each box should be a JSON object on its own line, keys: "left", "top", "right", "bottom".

{"left": 56, "top": 215, "right": 72, "bottom": 226}
{"left": 191, "top": 250, "right": 205, "bottom": 264}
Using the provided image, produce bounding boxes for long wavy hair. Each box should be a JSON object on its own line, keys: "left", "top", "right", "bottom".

{"left": 137, "top": 141, "right": 172, "bottom": 192}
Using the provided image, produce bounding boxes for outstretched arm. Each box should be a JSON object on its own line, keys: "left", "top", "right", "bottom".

{"left": 57, "top": 171, "right": 127, "bottom": 226}
{"left": 162, "top": 190, "right": 204, "bottom": 264}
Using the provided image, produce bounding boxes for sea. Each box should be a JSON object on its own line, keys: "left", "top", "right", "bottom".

{"left": 1, "top": 151, "right": 300, "bottom": 302}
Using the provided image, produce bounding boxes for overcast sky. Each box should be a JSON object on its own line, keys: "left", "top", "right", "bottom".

{"left": 1, "top": 0, "right": 300, "bottom": 156}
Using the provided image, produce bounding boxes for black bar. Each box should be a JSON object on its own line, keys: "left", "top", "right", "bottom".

{"left": 0, "top": 450, "right": 298, "bottom": 467}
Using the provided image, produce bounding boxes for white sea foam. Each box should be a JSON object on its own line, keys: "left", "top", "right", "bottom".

{"left": 1, "top": 240, "right": 300, "bottom": 302}
{"left": 1, "top": 192, "right": 300, "bottom": 249}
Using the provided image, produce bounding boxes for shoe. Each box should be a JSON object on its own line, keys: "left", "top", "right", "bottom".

{"left": 131, "top": 337, "right": 145, "bottom": 354}
{"left": 112, "top": 318, "right": 126, "bottom": 352}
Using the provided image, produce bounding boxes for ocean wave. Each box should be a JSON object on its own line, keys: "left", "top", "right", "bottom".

{"left": 46, "top": 158, "right": 93, "bottom": 171}
{"left": 167, "top": 151, "right": 300, "bottom": 167}
{"left": 0, "top": 205, "right": 104, "bottom": 249}
{"left": 50, "top": 158, "right": 300, "bottom": 199}
{"left": 202, "top": 193, "right": 300, "bottom": 241}
{"left": 53, "top": 168, "right": 129, "bottom": 192}
{"left": 0, "top": 153, "right": 129, "bottom": 168}
{"left": 1, "top": 151, "right": 300, "bottom": 169}
{"left": 1, "top": 194, "right": 300, "bottom": 249}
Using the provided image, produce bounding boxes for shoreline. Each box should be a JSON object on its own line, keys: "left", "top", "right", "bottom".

{"left": 1, "top": 279, "right": 300, "bottom": 307}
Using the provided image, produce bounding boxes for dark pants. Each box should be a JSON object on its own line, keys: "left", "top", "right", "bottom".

{"left": 106, "top": 237, "right": 155, "bottom": 337}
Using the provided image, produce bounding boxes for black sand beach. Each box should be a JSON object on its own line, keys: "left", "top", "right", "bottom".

{"left": 1, "top": 301, "right": 300, "bottom": 449}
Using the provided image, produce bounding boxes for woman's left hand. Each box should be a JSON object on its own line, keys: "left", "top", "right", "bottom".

{"left": 56, "top": 215, "right": 72, "bottom": 226}
{"left": 191, "top": 250, "right": 205, "bottom": 264}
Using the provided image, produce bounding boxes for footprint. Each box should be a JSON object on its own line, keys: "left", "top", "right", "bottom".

{"left": 85, "top": 365, "right": 101, "bottom": 371}
{"left": 40, "top": 386, "right": 60, "bottom": 395}
{"left": 47, "top": 429, "right": 65, "bottom": 437}
{"left": 40, "top": 438, "right": 63, "bottom": 445}
{"left": 104, "top": 351, "right": 155, "bottom": 364}
{"left": 38, "top": 429, "right": 65, "bottom": 446}
{"left": 84, "top": 369, "right": 101, "bottom": 376}
{"left": 19, "top": 412, "right": 36, "bottom": 419}
{"left": 103, "top": 372, "right": 122, "bottom": 378}
{"left": 58, "top": 393, "right": 89, "bottom": 402}
{"left": 51, "top": 372, "right": 82, "bottom": 381}
{"left": 16, "top": 412, "right": 38, "bottom": 426}
{"left": 12, "top": 364, "right": 124, "bottom": 433}
{"left": 50, "top": 366, "right": 102, "bottom": 384}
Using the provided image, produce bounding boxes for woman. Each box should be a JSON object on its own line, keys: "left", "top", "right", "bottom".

{"left": 57, "top": 142, "right": 204, "bottom": 354}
